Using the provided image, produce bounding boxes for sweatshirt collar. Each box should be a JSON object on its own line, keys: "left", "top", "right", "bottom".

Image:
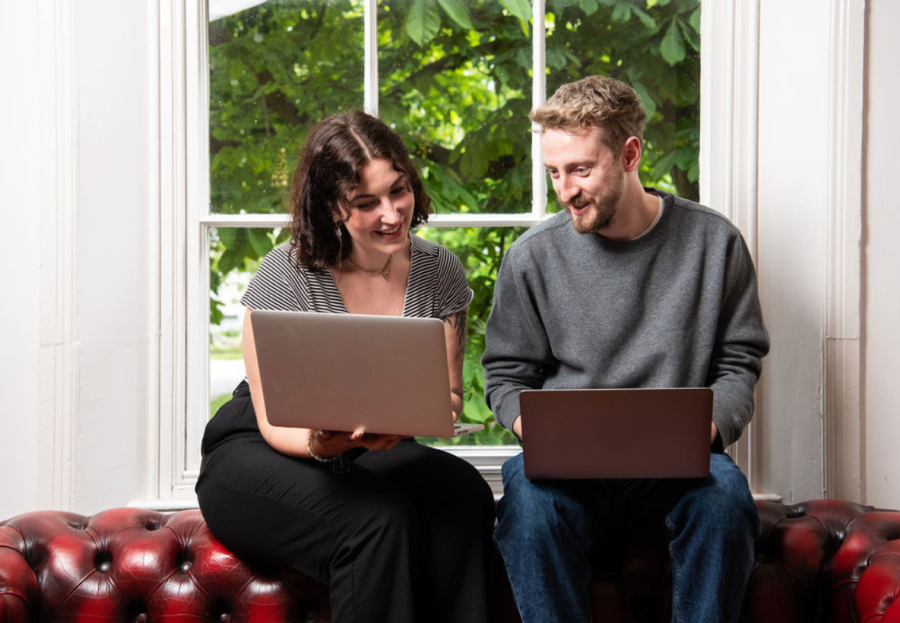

{"left": 588, "top": 188, "right": 675, "bottom": 253}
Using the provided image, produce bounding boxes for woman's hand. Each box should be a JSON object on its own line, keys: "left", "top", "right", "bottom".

{"left": 309, "top": 428, "right": 406, "bottom": 458}
{"left": 450, "top": 392, "right": 463, "bottom": 423}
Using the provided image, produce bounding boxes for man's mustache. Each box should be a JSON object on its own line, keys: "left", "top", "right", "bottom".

{"left": 570, "top": 195, "right": 590, "bottom": 208}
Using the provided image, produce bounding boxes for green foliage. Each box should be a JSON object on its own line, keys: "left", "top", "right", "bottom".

{"left": 208, "top": 0, "right": 701, "bottom": 445}
{"left": 405, "top": 0, "right": 441, "bottom": 45}
{"left": 415, "top": 226, "right": 523, "bottom": 445}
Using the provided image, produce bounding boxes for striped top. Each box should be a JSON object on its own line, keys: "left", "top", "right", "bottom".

{"left": 241, "top": 234, "right": 473, "bottom": 319}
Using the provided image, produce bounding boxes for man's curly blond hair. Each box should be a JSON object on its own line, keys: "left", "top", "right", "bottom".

{"left": 531, "top": 76, "right": 647, "bottom": 157}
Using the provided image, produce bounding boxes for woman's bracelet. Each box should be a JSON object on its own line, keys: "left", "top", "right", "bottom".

{"left": 307, "top": 436, "right": 351, "bottom": 474}
{"left": 307, "top": 437, "right": 340, "bottom": 463}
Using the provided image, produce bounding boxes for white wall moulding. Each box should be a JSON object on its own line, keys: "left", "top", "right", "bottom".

{"left": 700, "top": 0, "right": 761, "bottom": 257}
{"left": 156, "top": 0, "right": 211, "bottom": 503}
{"left": 823, "top": 0, "right": 865, "bottom": 502}
{"left": 156, "top": 0, "right": 190, "bottom": 503}
{"left": 185, "top": 0, "right": 214, "bottom": 487}
{"left": 37, "top": 0, "right": 79, "bottom": 512}
{"left": 700, "top": 0, "right": 762, "bottom": 491}
{"left": 862, "top": 0, "right": 900, "bottom": 509}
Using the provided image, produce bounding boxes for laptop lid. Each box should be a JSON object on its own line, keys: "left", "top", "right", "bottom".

{"left": 520, "top": 388, "right": 712, "bottom": 479}
{"left": 251, "top": 310, "right": 474, "bottom": 438}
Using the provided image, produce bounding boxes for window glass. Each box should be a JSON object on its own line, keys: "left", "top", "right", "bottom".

{"left": 209, "top": 226, "right": 287, "bottom": 416}
{"left": 209, "top": 1, "right": 365, "bottom": 215}
{"left": 378, "top": 1, "right": 533, "bottom": 215}
{"left": 415, "top": 226, "right": 525, "bottom": 446}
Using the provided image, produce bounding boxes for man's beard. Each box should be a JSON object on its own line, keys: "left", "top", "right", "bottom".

{"left": 567, "top": 183, "right": 623, "bottom": 234}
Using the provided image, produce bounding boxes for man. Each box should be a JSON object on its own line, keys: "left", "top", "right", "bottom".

{"left": 482, "top": 75, "right": 770, "bottom": 622}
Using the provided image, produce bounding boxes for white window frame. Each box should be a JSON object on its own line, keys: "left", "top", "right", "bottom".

{"left": 153, "top": 0, "right": 755, "bottom": 505}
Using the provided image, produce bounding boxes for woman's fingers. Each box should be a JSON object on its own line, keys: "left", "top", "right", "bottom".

{"left": 312, "top": 428, "right": 406, "bottom": 455}
{"left": 350, "top": 427, "right": 367, "bottom": 442}
{"left": 359, "top": 433, "right": 406, "bottom": 451}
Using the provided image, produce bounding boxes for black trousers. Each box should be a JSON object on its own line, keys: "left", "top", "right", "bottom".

{"left": 196, "top": 382, "right": 496, "bottom": 623}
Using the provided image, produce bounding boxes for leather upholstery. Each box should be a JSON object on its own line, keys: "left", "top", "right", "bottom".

{"left": 2, "top": 500, "right": 899, "bottom": 622}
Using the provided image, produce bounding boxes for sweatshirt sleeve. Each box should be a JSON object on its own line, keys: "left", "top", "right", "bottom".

{"left": 708, "top": 231, "right": 770, "bottom": 447}
{"left": 481, "top": 245, "right": 555, "bottom": 431}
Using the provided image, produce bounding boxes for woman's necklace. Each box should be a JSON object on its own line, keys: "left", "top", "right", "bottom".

{"left": 347, "top": 254, "right": 392, "bottom": 280}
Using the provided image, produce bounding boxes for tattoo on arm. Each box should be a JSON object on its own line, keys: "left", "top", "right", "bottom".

{"left": 443, "top": 309, "right": 467, "bottom": 359}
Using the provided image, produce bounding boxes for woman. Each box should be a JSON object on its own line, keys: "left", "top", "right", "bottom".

{"left": 196, "top": 111, "right": 495, "bottom": 623}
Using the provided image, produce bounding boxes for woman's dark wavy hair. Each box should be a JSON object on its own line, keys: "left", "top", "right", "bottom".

{"left": 288, "top": 110, "right": 431, "bottom": 271}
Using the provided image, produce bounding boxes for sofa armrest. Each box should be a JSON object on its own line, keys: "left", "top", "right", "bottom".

{"left": 0, "top": 508, "right": 330, "bottom": 622}
{"left": 748, "top": 500, "right": 900, "bottom": 623}
{"left": 0, "top": 518, "right": 39, "bottom": 621}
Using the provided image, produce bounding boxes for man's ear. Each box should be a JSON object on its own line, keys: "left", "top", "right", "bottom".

{"left": 621, "top": 136, "right": 642, "bottom": 172}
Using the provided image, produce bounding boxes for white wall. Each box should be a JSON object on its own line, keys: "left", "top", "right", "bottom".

{"left": 2, "top": 0, "right": 900, "bottom": 518}
{"left": 0, "top": 2, "right": 43, "bottom": 516}
{"left": 862, "top": 0, "right": 900, "bottom": 509}
{"left": 755, "top": 0, "right": 832, "bottom": 503}
{"left": 72, "top": 0, "right": 156, "bottom": 512}
{"left": 0, "top": 1, "right": 157, "bottom": 518}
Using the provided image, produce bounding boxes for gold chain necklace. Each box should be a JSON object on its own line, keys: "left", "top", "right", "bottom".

{"left": 347, "top": 254, "right": 392, "bottom": 280}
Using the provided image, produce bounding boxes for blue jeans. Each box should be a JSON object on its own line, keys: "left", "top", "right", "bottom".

{"left": 494, "top": 452, "right": 760, "bottom": 623}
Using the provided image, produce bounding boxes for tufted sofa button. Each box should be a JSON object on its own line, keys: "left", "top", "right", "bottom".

{"left": 219, "top": 614, "right": 231, "bottom": 622}
{"left": 135, "top": 614, "right": 148, "bottom": 622}
{"left": 95, "top": 551, "right": 113, "bottom": 573}
{"left": 180, "top": 560, "right": 193, "bottom": 572}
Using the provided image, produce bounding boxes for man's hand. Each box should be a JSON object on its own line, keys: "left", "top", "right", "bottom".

{"left": 711, "top": 422, "right": 719, "bottom": 445}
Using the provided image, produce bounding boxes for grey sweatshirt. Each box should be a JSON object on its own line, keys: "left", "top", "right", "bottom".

{"left": 482, "top": 190, "right": 770, "bottom": 448}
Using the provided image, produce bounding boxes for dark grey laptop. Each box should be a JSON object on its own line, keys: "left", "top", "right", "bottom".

{"left": 520, "top": 388, "right": 713, "bottom": 479}
{"left": 251, "top": 310, "right": 483, "bottom": 438}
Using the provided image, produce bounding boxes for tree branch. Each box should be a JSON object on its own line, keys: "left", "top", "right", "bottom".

{"left": 210, "top": 136, "right": 242, "bottom": 156}
{"left": 381, "top": 39, "right": 512, "bottom": 100}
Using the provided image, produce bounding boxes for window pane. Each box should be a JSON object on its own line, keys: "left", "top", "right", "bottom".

{"left": 545, "top": 0, "right": 701, "bottom": 202}
{"left": 210, "top": 268, "right": 247, "bottom": 417}
{"left": 209, "top": 226, "right": 287, "bottom": 417}
{"left": 415, "top": 226, "right": 525, "bottom": 446}
{"left": 378, "top": 1, "right": 533, "bottom": 215}
{"left": 209, "top": 1, "right": 365, "bottom": 215}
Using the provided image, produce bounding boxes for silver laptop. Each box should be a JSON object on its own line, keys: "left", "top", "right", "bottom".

{"left": 520, "top": 388, "right": 712, "bottom": 479}
{"left": 251, "top": 310, "right": 483, "bottom": 438}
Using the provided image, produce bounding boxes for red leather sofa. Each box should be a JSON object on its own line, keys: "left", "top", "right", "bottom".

{"left": 2, "top": 499, "right": 899, "bottom": 622}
